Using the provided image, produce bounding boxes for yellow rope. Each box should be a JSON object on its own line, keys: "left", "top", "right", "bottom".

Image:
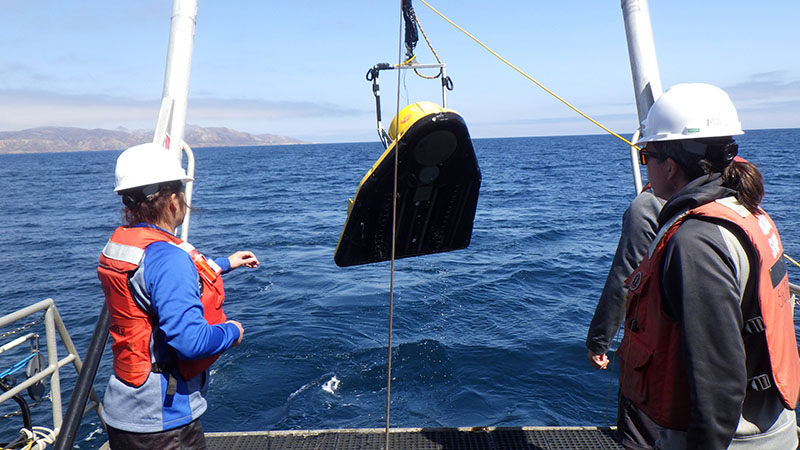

{"left": 786, "top": 254, "right": 800, "bottom": 270}
{"left": 411, "top": 9, "right": 444, "bottom": 79}
{"left": 416, "top": 0, "right": 641, "bottom": 150}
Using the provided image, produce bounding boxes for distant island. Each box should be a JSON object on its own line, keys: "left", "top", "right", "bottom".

{"left": 0, "top": 126, "right": 307, "bottom": 154}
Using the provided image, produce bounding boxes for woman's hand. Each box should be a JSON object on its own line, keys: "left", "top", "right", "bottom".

{"left": 227, "top": 320, "right": 245, "bottom": 346}
{"left": 228, "top": 251, "right": 259, "bottom": 270}
{"left": 587, "top": 351, "right": 609, "bottom": 370}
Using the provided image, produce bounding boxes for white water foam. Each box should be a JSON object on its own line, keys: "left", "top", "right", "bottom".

{"left": 322, "top": 376, "right": 340, "bottom": 394}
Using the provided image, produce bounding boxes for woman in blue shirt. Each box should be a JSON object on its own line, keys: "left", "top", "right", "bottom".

{"left": 99, "top": 143, "right": 259, "bottom": 449}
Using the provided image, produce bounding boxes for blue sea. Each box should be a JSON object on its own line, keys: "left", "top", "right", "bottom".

{"left": 0, "top": 130, "right": 798, "bottom": 448}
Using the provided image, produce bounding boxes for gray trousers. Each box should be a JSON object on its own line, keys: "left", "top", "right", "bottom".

{"left": 107, "top": 419, "right": 207, "bottom": 450}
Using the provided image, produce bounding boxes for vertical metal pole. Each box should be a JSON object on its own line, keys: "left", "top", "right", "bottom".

{"left": 621, "top": 0, "right": 662, "bottom": 194}
{"left": 158, "top": 0, "right": 197, "bottom": 156}
{"left": 51, "top": 303, "right": 105, "bottom": 421}
{"left": 44, "top": 306, "right": 62, "bottom": 433}
{"left": 621, "top": 0, "right": 662, "bottom": 124}
{"left": 53, "top": 305, "right": 110, "bottom": 450}
{"left": 154, "top": 0, "right": 197, "bottom": 240}
{"left": 629, "top": 130, "right": 644, "bottom": 193}
{"left": 180, "top": 141, "right": 196, "bottom": 241}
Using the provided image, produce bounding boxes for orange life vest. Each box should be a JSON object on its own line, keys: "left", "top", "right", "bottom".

{"left": 97, "top": 226, "right": 227, "bottom": 386}
{"left": 618, "top": 199, "right": 799, "bottom": 429}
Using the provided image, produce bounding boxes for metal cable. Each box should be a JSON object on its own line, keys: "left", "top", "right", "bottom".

{"left": 384, "top": 3, "right": 406, "bottom": 449}
{"left": 605, "top": 328, "right": 622, "bottom": 426}
{"left": 0, "top": 394, "right": 50, "bottom": 421}
{"left": 0, "top": 318, "right": 43, "bottom": 341}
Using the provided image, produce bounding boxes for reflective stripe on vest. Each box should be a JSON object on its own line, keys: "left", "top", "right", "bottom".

{"left": 102, "top": 241, "right": 145, "bottom": 266}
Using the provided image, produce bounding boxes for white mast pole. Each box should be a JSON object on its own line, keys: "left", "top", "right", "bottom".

{"left": 621, "top": 0, "right": 662, "bottom": 193}
{"left": 154, "top": 0, "right": 198, "bottom": 240}
{"left": 156, "top": 0, "right": 197, "bottom": 153}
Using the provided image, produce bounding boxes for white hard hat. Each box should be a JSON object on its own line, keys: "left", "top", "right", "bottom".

{"left": 637, "top": 83, "right": 744, "bottom": 144}
{"left": 114, "top": 143, "right": 193, "bottom": 192}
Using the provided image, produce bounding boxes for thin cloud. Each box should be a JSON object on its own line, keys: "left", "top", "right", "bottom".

{"left": 189, "top": 97, "right": 367, "bottom": 120}
{"left": 0, "top": 89, "right": 368, "bottom": 132}
{"left": 726, "top": 71, "right": 800, "bottom": 101}
{"left": 0, "top": 62, "right": 60, "bottom": 86}
{"left": 0, "top": 89, "right": 157, "bottom": 130}
{"left": 723, "top": 72, "right": 800, "bottom": 129}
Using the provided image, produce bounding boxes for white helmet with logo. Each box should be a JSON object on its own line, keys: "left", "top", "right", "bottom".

{"left": 114, "top": 143, "right": 193, "bottom": 192}
{"left": 637, "top": 83, "right": 743, "bottom": 144}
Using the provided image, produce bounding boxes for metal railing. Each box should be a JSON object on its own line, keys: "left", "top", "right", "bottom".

{"left": 0, "top": 299, "right": 103, "bottom": 438}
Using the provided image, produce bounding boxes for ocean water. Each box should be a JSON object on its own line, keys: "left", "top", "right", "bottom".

{"left": 0, "top": 130, "right": 798, "bottom": 448}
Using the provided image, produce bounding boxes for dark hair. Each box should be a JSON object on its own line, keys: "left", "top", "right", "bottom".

{"left": 654, "top": 138, "right": 764, "bottom": 214}
{"left": 120, "top": 181, "right": 187, "bottom": 227}
{"left": 722, "top": 159, "right": 764, "bottom": 214}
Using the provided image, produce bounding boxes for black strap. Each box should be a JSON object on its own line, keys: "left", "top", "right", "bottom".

{"left": 151, "top": 362, "right": 179, "bottom": 396}
{"left": 166, "top": 373, "right": 178, "bottom": 397}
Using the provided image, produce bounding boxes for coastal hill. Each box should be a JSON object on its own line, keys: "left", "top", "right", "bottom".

{"left": 0, "top": 126, "right": 307, "bottom": 154}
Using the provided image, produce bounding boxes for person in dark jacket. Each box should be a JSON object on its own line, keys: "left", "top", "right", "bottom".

{"left": 587, "top": 186, "right": 663, "bottom": 450}
{"left": 618, "top": 83, "right": 799, "bottom": 450}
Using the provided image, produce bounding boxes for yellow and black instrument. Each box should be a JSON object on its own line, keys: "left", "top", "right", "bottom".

{"left": 334, "top": 101, "right": 481, "bottom": 267}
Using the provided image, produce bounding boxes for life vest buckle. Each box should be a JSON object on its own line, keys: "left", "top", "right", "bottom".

{"left": 743, "top": 316, "right": 765, "bottom": 335}
{"left": 748, "top": 374, "right": 772, "bottom": 391}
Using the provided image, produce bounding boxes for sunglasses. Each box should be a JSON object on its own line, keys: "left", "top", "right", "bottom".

{"left": 638, "top": 149, "right": 665, "bottom": 165}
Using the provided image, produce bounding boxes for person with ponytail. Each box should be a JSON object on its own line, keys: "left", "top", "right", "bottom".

{"left": 98, "top": 143, "right": 259, "bottom": 449}
{"left": 616, "top": 84, "right": 799, "bottom": 450}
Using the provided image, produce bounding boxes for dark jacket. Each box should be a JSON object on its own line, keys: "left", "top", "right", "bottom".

{"left": 586, "top": 189, "right": 663, "bottom": 355}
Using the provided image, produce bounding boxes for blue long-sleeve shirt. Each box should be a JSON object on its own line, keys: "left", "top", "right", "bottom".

{"left": 142, "top": 240, "right": 239, "bottom": 361}
{"left": 102, "top": 224, "right": 240, "bottom": 433}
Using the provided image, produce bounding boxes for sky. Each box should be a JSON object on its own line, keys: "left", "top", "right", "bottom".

{"left": 1, "top": 1, "right": 798, "bottom": 144}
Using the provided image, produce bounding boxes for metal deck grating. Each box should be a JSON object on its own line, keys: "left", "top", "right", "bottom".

{"left": 205, "top": 427, "right": 624, "bottom": 450}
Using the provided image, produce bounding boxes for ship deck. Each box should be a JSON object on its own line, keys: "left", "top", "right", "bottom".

{"left": 202, "top": 426, "right": 624, "bottom": 450}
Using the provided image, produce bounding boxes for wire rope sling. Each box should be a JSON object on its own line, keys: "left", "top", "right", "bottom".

{"left": 334, "top": 0, "right": 481, "bottom": 267}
